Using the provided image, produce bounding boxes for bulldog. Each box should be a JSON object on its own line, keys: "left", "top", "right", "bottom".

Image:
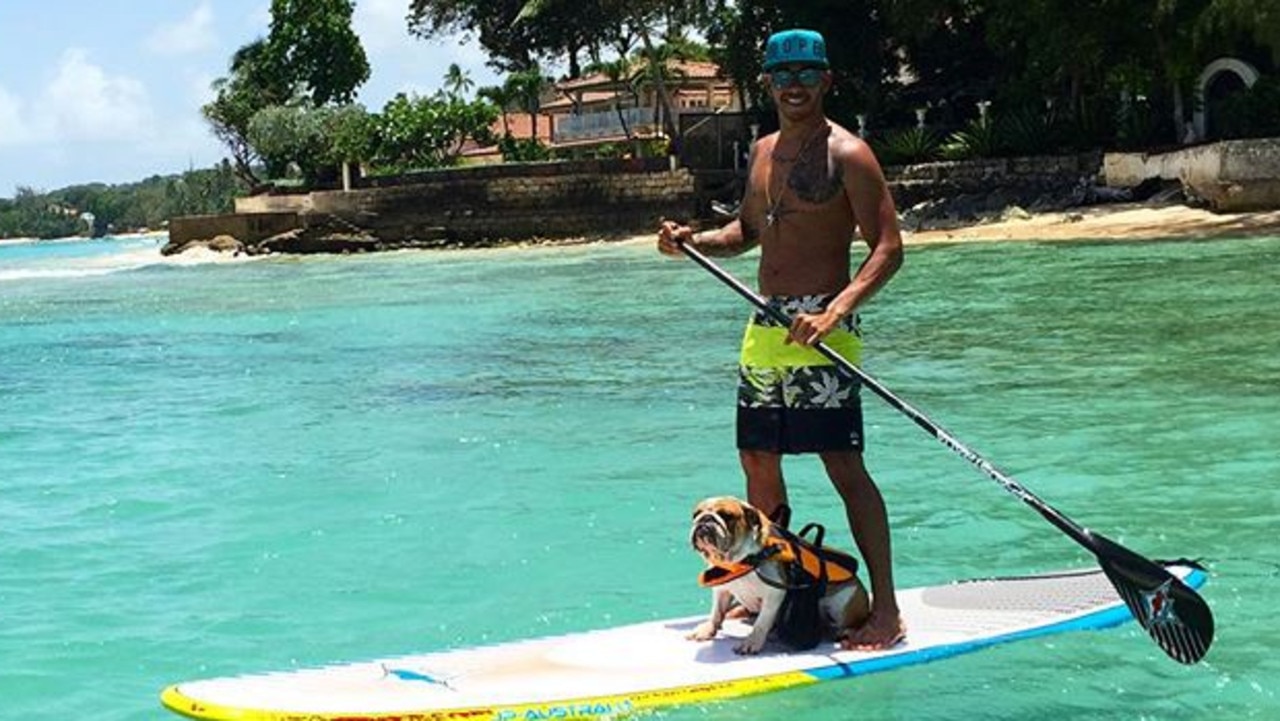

{"left": 687, "top": 496, "right": 871, "bottom": 654}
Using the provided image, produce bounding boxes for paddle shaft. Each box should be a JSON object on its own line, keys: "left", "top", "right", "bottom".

{"left": 678, "top": 242, "right": 1114, "bottom": 555}
{"left": 674, "top": 240, "right": 1214, "bottom": 663}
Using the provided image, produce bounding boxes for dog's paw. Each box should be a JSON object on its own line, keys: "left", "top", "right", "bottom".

{"left": 734, "top": 632, "right": 767, "bottom": 655}
{"left": 687, "top": 622, "right": 719, "bottom": 642}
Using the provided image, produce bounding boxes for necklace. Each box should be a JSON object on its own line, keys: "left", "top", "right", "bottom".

{"left": 764, "top": 121, "right": 828, "bottom": 228}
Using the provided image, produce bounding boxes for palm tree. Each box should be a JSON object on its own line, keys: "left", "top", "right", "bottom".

{"left": 632, "top": 42, "right": 691, "bottom": 145}
{"left": 585, "top": 57, "right": 638, "bottom": 142}
{"left": 505, "top": 68, "right": 550, "bottom": 142}
{"left": 443, "top": 63, "right": 475, "bottom": 99}
{"left": 478, "top": 84, "right": 517, "bottom": 136}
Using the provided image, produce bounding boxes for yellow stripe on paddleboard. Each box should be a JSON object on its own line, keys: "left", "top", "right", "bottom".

{"left": 161, "top": 670, "right": 819, "bottom": 721}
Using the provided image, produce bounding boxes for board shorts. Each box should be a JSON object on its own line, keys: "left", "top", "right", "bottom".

{"left": 736, "top": 294, "right": 864, "bottom": 454}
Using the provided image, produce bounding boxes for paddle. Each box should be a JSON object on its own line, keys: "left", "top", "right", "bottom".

{"left": 673, "top": 239, "right": 1215, "bottom": 664}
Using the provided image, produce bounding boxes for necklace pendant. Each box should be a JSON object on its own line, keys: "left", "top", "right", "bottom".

{"left": 766, "top": 210, "right": 777, "bottom": 227}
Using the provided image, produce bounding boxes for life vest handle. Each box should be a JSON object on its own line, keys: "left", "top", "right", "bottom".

{"left": 796, "top": 522, "right": 825, "bottom": 549}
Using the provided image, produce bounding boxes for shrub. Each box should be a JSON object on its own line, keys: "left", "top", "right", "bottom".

{"left": 372, "top": 93, "right": 499, "bottom": 172}
{"left": 1212, "top": 77, "right": 1280, "bottom": 140}
{"left": 325, "top": 105, "right": 375, "bottom": 164}
{"left": 873, "top": 127, "right": 942, "bottom": 165}
{"left": 940, "top": 117, "right": 1001, "bottom": 160}
{"left": 999, "top": 107, "right": 1065, "bottom": 156}
{"left": 498, "top": 135, "right": 553, "bottom": 162}
{"left": 247, "top": 104, "right": 328, "bottom": 181}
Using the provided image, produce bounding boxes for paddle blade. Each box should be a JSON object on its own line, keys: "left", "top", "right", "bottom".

{"left": 1092, "top": 535, "right": 1215, "bottom": 664}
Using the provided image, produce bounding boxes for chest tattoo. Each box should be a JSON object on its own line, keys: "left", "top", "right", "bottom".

{"left": 789, "top": 153, "right": 844, "bottom": 205}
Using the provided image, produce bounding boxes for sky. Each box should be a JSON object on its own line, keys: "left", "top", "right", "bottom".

{"left": 0, "top": 0, "right": 503, "bottom": 197}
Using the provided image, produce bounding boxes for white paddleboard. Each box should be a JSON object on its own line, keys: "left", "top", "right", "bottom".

{"left": 161, "top": 563, "right": 1206, "bottom": 721}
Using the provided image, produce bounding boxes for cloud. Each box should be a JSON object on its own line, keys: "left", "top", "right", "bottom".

{"left": 147, "top": 1, "right": 217, "bottom": 56}
{"left": 353, "top": 0, "right": 414, "bottom": 54}
{"left": 35, "top": 49, "right": 155, "bottom": 143}
{"left": 0, "top": 85, "right": 31, "bottom": 146}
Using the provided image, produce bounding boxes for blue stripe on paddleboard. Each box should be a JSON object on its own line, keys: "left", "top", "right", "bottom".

{"left": 806, "top": 567, "right": 1208, "bottom": 681}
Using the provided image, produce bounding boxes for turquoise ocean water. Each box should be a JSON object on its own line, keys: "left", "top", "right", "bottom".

{"left": 1, "top": 233, "right": 1277, "bottom": 720}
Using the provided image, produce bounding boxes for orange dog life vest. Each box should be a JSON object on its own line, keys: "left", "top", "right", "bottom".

{"left": 698, "top": 523, "right": 859, "bottom": 589}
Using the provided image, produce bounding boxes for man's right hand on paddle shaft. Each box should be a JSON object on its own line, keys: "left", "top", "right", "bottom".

{"left": 658, "top": 220, "right": 692, "bottom": 257}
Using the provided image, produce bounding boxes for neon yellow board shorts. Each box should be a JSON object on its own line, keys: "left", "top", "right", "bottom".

{"left": 737, "top": 294, "right": 864, "bottom": 454}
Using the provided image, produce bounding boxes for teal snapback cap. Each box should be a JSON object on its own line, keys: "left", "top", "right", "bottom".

{"left": 763, "top": 29, "right": 829, "bottom": 71}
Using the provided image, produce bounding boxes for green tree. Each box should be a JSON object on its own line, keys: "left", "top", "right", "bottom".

{"left": 504, "top": 67, "right": 552, "bottom": 142}
{"left": 882, "top": 1, "right": 1004, "bottom": 121}
{"left": 515, "top": 0, "right": 717, "bottom": 146}
{"left": 584, "top": 57, "right": 639, "bottom": 142}
{"left": 372, "top": 93, "right": 499, "bottom": 171}
{"left": 409, "top": 0, "right": 545, "bottom": 72}
{"left": 264, "top": 0, "right": 370, "bottom": 105}
{"left": 202, "top": 40, "right": 295, "bottom": 186}
{"left": 1199, "top": 0, "right": 1280, "bottom": 63}
{"left": 326, "top": 105, "right": 376, "bottom": 165}
{"left": 247, "top": 105, "right": 329, "bottom": 181}
{"left": 0, "top": 166, "right": 244, "bottom": 239}
{"left": 477, "top": 83, "right": 520, "bottom": 135}
{"left": 204, "top": 0, "right": 370, "bottom": 184}
{"left": 246, "top": 104, "right": 375, "bottom": 184}
{"left": 410, "top": 0, "right": 622, "bottom": 77}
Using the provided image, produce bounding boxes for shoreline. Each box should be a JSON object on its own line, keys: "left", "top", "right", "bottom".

{"left": 601, "top": 202, "right": 1280, "bottom": 250}
{"left": 56, "top": 203, "right": 1280, "bottom": 259}
{"left": 0, "top": 230, "right": 168, "bottom": 248}
{"left": 901, "top": 202, "right": 1280, "bottom": 245}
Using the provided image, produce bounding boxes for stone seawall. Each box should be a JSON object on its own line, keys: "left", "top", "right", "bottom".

{"left": 168, "top": 211, "right": 302, "bottom": 246}
{"left": 1105, "top": 138, "right": 1280, "bottom": 211}
{"left": 168, "top": 153, "right": 1135, "bottom": 252}
{"left": 884, "top": 153, "right": 1104, "bottom": 230}
{"left": 886, "top": 153, "right": 1103, "bottom": 208}
{"left": 234, "top": 160, "right": 697, "bottom": 245}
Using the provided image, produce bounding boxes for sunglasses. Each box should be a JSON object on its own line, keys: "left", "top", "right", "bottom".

{"left": 768, "top": 68, "right": 825, "bottom": 89}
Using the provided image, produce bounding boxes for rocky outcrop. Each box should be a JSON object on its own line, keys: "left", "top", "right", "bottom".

{"left": 159, "top": 215, "right": 457, "bottom": 257}
{"left": 255, "top": 216, "right": 448, "bottom": 253}
{"left": 160, "top": 234, "right": 246, "bottom": 256}
{"left": 897, "top": 178, "right": 1181, "bottom": 232}
{"left": 880, "top": 153, "right": 1188, "bottom": 232}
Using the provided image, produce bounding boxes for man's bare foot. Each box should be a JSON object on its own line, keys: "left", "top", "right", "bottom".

{"left": 725, "top": 604, "right": 756, "bottom": 621}
{"left": 840, "top": 611, "right": 906, "bottom": 651}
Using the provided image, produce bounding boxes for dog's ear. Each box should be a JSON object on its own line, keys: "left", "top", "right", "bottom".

{"left": 691, "top": 499, "right": 708, "bottom": 519}
{"left": 742, "top": 504, "right": 763, "bottom": 534}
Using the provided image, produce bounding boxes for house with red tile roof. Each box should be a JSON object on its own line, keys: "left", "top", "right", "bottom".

{"left": 464, "top": 60, "right": 742, "bottom": 161}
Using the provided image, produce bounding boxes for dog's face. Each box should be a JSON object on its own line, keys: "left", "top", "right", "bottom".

{"left": 690, "top": 496, "right": 768, "bottom": 564}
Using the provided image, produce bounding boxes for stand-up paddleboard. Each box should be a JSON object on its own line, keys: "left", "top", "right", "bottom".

{"left": 161, "top": 563, "right": 1206, "bottom": 721}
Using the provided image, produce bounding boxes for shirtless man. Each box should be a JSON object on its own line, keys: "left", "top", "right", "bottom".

{"left": 658, "top": 28, "right": 905, "bottom": 650}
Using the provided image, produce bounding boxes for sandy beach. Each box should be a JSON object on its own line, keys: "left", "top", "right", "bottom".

{"left": 603, "top": 202, "right": 1280, "bottom": 250}
{"left": 902, "top": 202, "right": 1280, "bottom": 244}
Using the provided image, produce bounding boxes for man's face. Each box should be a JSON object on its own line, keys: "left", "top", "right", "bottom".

{"left": 765, "top": 63, "right": 830, "bottom": 120}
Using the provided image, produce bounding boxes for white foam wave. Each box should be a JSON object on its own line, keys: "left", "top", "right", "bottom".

{"left": 0, "top": 245, "right": 262, "bottom": 283}
{"left": 0, "top": 266, "right": 125, "bottom": 282}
